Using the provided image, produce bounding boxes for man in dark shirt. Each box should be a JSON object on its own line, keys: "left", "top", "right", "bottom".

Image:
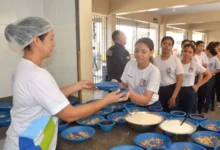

{"left": 106, "top": 30, "right": 130, "bottom": 82}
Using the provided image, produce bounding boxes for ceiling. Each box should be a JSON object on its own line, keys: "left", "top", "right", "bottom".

{"left": 152, "top": 2, "right": 220, "bottom": 15}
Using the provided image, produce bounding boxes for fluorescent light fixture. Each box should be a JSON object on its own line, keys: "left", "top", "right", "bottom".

{"left": 168, "top": 23, "right": 186, "bottom": 25}
{"left": 147, "top": 8, "right": 160, "bottom": 11}
{"left": 171, "top": 5, "right": 188, "bottom": 8}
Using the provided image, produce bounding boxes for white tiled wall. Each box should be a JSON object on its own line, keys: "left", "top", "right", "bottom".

{"left": 0, "top": 0, "right": 78, "bottom": 98}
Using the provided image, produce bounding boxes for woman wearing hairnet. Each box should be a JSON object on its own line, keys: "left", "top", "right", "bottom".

{"left": 3, "top": 17, "right": 129, "bottom": 150}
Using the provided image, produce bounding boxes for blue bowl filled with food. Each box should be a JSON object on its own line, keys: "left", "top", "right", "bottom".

{"left": 110, "top": 145, "right": 144, "bottom": 150}
{"left": 105, "top": 103, "right": 124, "bottom": 111}
{"left": 0, "top": 111, "right": 10, "bottom": 120}
{"left": 200, "top": 120, "right": 220, "bottom": 133}
{"left": 190, "top": 114, "right": 207, "bottom": 123}
{"left": 61, "top": 126, "right": 95, "bottom": 143}
{"left": 170, "top": 111, "right": 186, "bottom": 118}
{"left": 76, "top": 115, "right": 104, "bottom": 126}
{"left": 0, "top": 117, "right": 11, "bottom": 127}
{"left": 96, "top": 82, "right": 119, "bottom": 91}
{"left": 58, "top": 119, "right": 69, "bottom": 133}
{"left": 0, "top": 102, "right": 12, "bottom": 111}
{"left": 215, "top": 145, "right": 220, "bottom": 150}
{"left": 123, "top": 106, "right": 148, "bottom": 113}
{"left": 107, "top": 112, "right": 127, "bottom": 125}
{"left": 169, "top": 142, "right": 207, "bottom": 150}
{"left": 98, "top": 119, "right": 115, "bottom": 132}
{"left": 191, "top": 131, "right": 220, "bottom": 149}
{"left": 148, "top": 106, "right": 163, "bottom": 112}
{"left": 133, "top": 132, "right": 172, "bottom": 149}
{"left": 94, "top": 107, "right": 113, "bottom": 117}
{"left": 110, "top": 88, "right": 128, "bottom": 97}
{"left": 155, "top": 112, "right": 172, "bottom": 120}
{"left": 148, "top": 147, "right": 168, "bottom": 150}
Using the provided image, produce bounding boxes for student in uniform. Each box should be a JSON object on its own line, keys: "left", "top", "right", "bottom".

{"left": 3, "top": 17, "right": 129, "bottom": 150}
{"left": 179, "top": 44, "right": 211, "bottom": 114}
{"left": 204, "top": 44, "right": 220, "bottom": 113}
{"left": 154, "top": 36, "right": 184, "bottom": 112}
{"left": 116, "top": 38, "right": 161, "bottom": 106}
{"left": 215, "top": 42, "right": 220, "bottom": 108}
{"left": 177, "top": 39, "right": 191, "bottom": 59}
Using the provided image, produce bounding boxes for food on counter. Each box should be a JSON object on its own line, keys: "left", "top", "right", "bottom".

{"left": 140, "top": 138, "right": 163, "bottom": 147}
{"left": 196, "top": 136, "right": 220, "bottom": 146}
{"left": 206, "top": 124, "right": 220, "bottom": 131}
{"left": 160, "top": 120, "right": 195, "bottom": 134}
{"left": 125, "top": 112, "right": 163, "bottom": 125}
{"left": 113, "top": 116, "right": 124, "bottom": 121}
{"left": 67, "top": 131, "right": 89, "bottom": 139}
{"left": 82, "top": 118, "right": 100, "bottom": 124}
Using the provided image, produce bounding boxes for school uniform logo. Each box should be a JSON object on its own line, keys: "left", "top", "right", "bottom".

{"left": 188, "top": 67, "right": 194, "bottom": 73}
{"left": 139, "top": 79, "right": 146, "bottom": 87}
{"left": 209, "top": 63, "right": 213, "bottom": 67}
{"left": 166, "top": 68, "right": 171, "bottom": 74}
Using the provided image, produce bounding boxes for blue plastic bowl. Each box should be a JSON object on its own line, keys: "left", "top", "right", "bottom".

{"left": 110, "top": 88, "right": 128, "bottom": 97}
{"left": 148, "top": 106, "right": 163, "bottom": 112}
{"left": 58, "top": 120, "right": 69, "bottom": 133}
{"left": 105, "top": 103, "right": 124, "bottom": 111}
{"left": 96, "top": 82, "right": 119, "bottom": 91}
{"left": 0, "top": 103, "right": 12, "bottom": 111}
{"left": 110, "top": 145, "right": 144, "bottom": 150}
{"left": 155, "top": 112, "right": 172, "bottom": 120}
{"left": 170, "top": 111, "right": 186, "bottom": 118}
{"left": 76, "top": 115, "right": 104, "bottom": 126}
{"left": 191, "top": 131, "right": 220, "bottom": 149}
{"left": 200, "top": 120, "right": 220, "bottom": 133}
{"left": 0, "top": 117, "right": 11, "bottom": 127}
{"left": 61, "top": 126, "right": 95, "bottom": 142}
{"left": 125, "top": 102, "right": 137, "bottom": 108}
{"left": 123, "top": 106, "right": 148, "bottom": 113}
{"left": 107, "top": 112, "right": 127, "bottom": 125}
{"left": 94, "top": 108, "right": 113, "bottom": 116}
{"left": 148, "top": 147, "right": 168, "bottom": 150}
{"left": 133, "top": 132, "right": 172, "bottom": 149}
{"left": 190, "top": 114, "right": 207, "bottom": 123}
{"left": 169, "top": 142, "right": 207, "bottom": 150}
{"left": 98, "top": 119, "right": 115, "bottom": 132}
{"left": 0, "top": 111, "right": 10, "bottom": 120}
{"left": 215, "top": 145, "right": 220, "bottom": 150}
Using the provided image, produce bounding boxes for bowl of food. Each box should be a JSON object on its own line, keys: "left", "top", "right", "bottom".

{"left": 96, "top": 82, "right": 119, "bottom": 91}
{"left": 110, "top": 145, "right": 144, "bottom": 150}
{"left": 215, "top": 145, "right": 220, "bottom": 150}
{"left": 105, "top": 103, "right": 124, "bottom": 111}
{"left": 58, "top": 119, "right": 69, "bottom": 133}
{"left": 76, "top": 115, "right": 104, "bottom": 126}
{"left": 159, "top": 119, "right": 197, "bottom": 141}
{"left": 107, "top": 112, "right": 127, "bottom": 125}
{"left": 169, "top": 142, "right": 207, "bottom": 150}
{"left": 110, "top": 88, "right": 128, "bottom": 97}
{"left": 98, "top": 119, "right": 115, "bottom": 132}
{"left": 191, "top": 131, "right": 220, "bottom": 149}
{"left": 148, "top": 106, "right": 163, "bottom": 112}
{"left": 170, "top": 111, "right": 186, "bottom": 118}
{"left": 61, "top": 126, "right": 95, "bottom": 142}
{"left": 0, "top": 102, "right": 12, "bottom": 111}
{"left": 148, "top": 147, "right": 168, "bottom": 150}
{"left": 133, "top": 132, "right": 172, "bottom": 149}
{"left": 124, "top": 112, "right": 164, "bottom": 132}
{"left": 123, "top": 107, "right": 148, "bottom": 113}
{"left": 155, "top": 112, "right": 172, "bottom": 120}
{"left": 95, "top": 108, "right": 113, "bottom": 117}
{"left": 190, "top": 114, "right": 207, "bottom": 123}
{"left": 200, "top": 120, "right": 220, "bottom": 133}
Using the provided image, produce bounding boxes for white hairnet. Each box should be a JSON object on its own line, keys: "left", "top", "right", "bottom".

{"left": 4, "top": 16, "right": 53, "bottom": 50}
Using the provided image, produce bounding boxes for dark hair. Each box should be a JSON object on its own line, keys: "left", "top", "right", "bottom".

{"left": 206, "top": 44, "right": 217, "bottom": 56}
{"left": 215, "top": 42, "right": 220, "bottom": 47}
{"left": 161, "top": 36, "right": 175, "bottom": 46}
{"left": 112, "top": 30, "right": 121, "bottom": 42}
{"left": 196, "top": 40, "right": 204, "bottom": 46}
{"left": 191, "top": 40, "right": 196, "bottom": 45}
{"left": 24, "top": 33, "right": 48, "bottom": 50}
{"left": 183, "top": 44, "right": 196, "bottom": 53}
{"left": 135, "top": 37, "right": 154, "bottom": 63}
{"left": 181, "top": 39, "right": 191, "bottom": 47}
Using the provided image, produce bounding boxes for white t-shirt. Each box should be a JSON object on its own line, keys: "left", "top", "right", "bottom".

{"left": 154, "top": 55, "right": 184, "bottom": 86}
{"left": 201, "top": 52, "right": 209, "bottom": 64}
{"left": 182, "top": 61, "right": 206, "bottom": 87}
{"left": 4, "top": 58, "right": 69, "bottom": 150}
{"left": 192, "top": 55, "right": 202, "bottom": 64}
{"left": 207, "top": 56, "right": 220, "bottom": 73}
{"left": 192, "top": 52, "right": 209, "bottom": 66}
{"left": 121, "top": 60, "right": 160, "bottom": 105}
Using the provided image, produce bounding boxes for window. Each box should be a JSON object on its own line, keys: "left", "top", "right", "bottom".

{"left": 192, "top": 31, "right": 205, "bottom": 42}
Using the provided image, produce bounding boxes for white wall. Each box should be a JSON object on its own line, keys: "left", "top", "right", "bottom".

{"left": 208, "top": 30, "right": 220, "bottom": 43}
{"left": 0, "top": 0, "right": 78, "bottom": 98}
